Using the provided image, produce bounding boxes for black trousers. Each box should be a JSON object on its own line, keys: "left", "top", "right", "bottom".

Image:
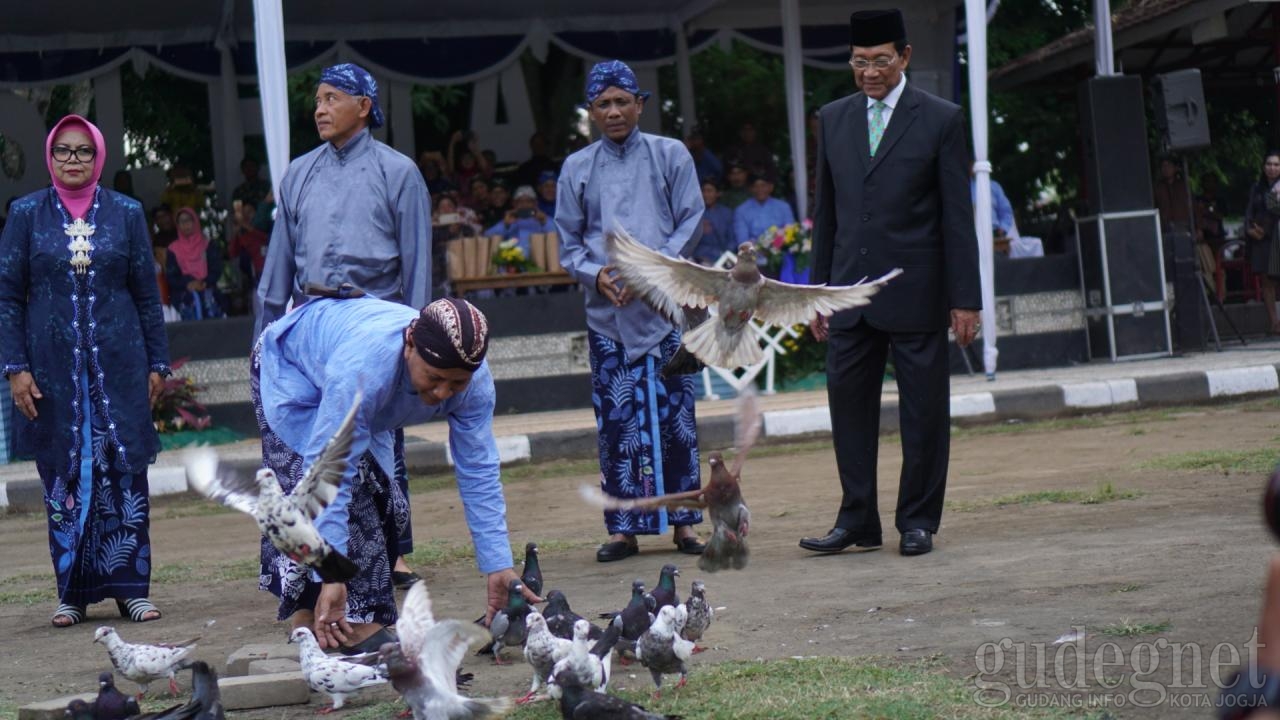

{"left": 826, "top": 319, "right": 950, "bottom": 536}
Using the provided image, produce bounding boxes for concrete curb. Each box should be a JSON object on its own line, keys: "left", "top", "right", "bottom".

{"left": 2, "top": 364, "right": 1278, "bottom": 513}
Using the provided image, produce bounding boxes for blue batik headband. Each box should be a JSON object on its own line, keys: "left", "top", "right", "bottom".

{"left": 581, "top": 60, "right": 651, "bottom": 109}
{"left": 318, "top": 63, "right": 385, "bottom": 129}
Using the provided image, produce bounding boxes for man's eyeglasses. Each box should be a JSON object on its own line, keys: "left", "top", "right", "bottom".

{"left": 51, "top": 145, "right": 96, "bottom": 163}
{"left": 849, "top": 56, "right": 897, "bottom": 72}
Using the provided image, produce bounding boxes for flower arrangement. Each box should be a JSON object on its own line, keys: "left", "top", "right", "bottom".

{"left": 491, "top": 239, "right": 538, "bottom": 274}
{"left": 755, "top": 219, "right": 813, "bottom": 280}
{"left": 151, "top": 358, "right": 213, "bottom": 433}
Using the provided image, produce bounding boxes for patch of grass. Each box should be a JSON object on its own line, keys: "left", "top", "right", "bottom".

{"left": 1097, "top": 618, "right": 1172, "bottom": 637}
{"left": 505, "top": 655, "right": 1081, "bottom": 719}
{"left": 0, "top": 557, "right": 260, "bottom": 607}
{"left": 156, "top": 426, "right": 244, "bottom": 451}
{"left": 1141, "top": 448, "right": 1280, "bottom": 475}
{"left": 947, "top": 482, "right": 1140, "bottom": 513}
{"left": 0, "top": 587, "right": 56, "bottom": 605}
{"left": 1128, "top": 427, "right": 1146, "bottom": 436}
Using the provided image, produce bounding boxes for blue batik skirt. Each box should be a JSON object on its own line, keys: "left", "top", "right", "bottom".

{"left": 588, "top": 329, "right": 703, "bottom": 535}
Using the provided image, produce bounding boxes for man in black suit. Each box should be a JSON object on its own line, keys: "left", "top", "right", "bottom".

{"left": 800, "top": 8, "right": 980, "bottom": 558}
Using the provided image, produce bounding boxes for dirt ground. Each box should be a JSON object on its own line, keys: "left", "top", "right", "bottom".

{"left": 2, "top": 399, "right": 1279, "bottom": 718}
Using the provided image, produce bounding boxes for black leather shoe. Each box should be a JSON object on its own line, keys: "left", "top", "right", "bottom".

{"left": 596, "top": 539, "right": 639, "bottom": 562}
{"left": 798, "top": 528, "right": 882, "bottom": 553}
{"left": 900, "top": 529, "right": 933, "bottom": 556}
{"left": 673, "top": 536, "right": 706, "bottom": 555}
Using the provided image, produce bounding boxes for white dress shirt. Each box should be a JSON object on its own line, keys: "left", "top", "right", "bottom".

{"left": 866, "top": 75, "right": 908, "bottom": 128}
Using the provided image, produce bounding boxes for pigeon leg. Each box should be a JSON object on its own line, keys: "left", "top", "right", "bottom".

{"left": 395, "top": 708, "right": 412, "bottom": 719}
{"left": 316, "top": 706, "right": 337, "bottom": 715}
{"left": 676, "top": 674, "right": 688, "bottom": 689}
{"left": 514, "top": 691, "right": 538, "bottom": 706}
{"left": 168, "top": 677, "right": 180, "bottom": 697}
{"left": 692, "top": 644, "right": 707, "bottom": 654}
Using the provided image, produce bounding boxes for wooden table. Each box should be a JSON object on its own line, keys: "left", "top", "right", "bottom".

{"left": 450, "top": 271, "right": 577, "bottom": 295}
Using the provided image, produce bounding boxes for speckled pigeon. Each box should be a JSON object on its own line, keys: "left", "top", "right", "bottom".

{"left": 680, "top": 581, "right": 713, "bottom": 653}
{"left": 636, "top": 605, "right": 694, "bottom": 697}
{"left": 518, "top": 610, "right": 572, "bottom": 704}
{"left": 93, "top": 627, "right": 198, "bottom": 697}
{"left": 291, "top": 627, "right": 387, "bottom": 712}
{"left": 183, "top": 394, "right": 362, "bottom": 583}
{"left": 608, "top": 229, "right": 901, "bottom": 368}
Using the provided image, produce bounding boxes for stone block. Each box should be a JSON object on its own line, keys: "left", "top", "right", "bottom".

{"left": 225, "top": 642, "right": 297, "bottom": 676}
{"left": 248, "top": 658, "right": 302, "bottom": 675}
{"left": 19, "top": 693, "right": 95, "bottom": 720}
{"left": 218, "top": 671, "right": 311, "bottom": 710}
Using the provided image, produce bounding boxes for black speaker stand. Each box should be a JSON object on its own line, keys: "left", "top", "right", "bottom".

{"left": 1181, "top": 156, "right": 1245, "bottom": 350}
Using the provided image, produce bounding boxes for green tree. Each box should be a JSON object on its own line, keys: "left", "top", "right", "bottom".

{"left": 120, "top": 66, "right": 214, "bottom": 180}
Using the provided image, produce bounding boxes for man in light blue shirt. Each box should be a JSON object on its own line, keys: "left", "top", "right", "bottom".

{"left": 970, "top": 170, "right": 1017, "bottom": 237}
{"left": 734, "top": 174, "right": 797, "bottom": 244}
{"left": 556, "top": 60, "right": 706, "bottom": 563}
{"left": 252, "top": 296, "right": 537, "bottom": 652}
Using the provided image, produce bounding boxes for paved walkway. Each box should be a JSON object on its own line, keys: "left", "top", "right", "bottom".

{"left": 3, "top": 337, "right": 1279, "bottom": 509}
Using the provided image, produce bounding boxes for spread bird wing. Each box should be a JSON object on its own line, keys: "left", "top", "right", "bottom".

{"left": 398, "top": 580, "right": 436, "bottom": 659}
{"left": 183, "top": 448, "right": 258, "bottom": 516}
{"left": 420, "top": 620, "right": 487, "bottom": 694}
{"left": 753, "top": 268, "right": 903, "bottom": 328}
{"left": 578, "top": 485, "right": 707, "bottom": 512}
{"left": 732, "top": 387, "right": 761, "bottom": 479}
{"left": 607, "top": 228, "right": 729, "bottom": 321}
{"left": 290, "top": 391, "right": 362, "bottom": 519}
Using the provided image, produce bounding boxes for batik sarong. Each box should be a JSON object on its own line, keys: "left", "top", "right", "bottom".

{"left": 250, "top": 349, "right": 409, "bottom": 626}
{"left": 589, "top": 329, "right": 702, "bottom": 535}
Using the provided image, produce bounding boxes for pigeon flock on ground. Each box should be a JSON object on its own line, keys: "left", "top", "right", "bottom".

{"left": 62, "top": 268, "right": 786, "bottom": 718}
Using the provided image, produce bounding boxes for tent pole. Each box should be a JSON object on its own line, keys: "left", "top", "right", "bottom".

{"left": 674, "top": 22, "right": 698, "bottom": 136}
{"left": 253, "top": 0, "right": 290, "bottom": 197}
{"left": 780, "top": 0, "right": 807, "bottom": 221}
{"left": 92, "top": 67, "right": 126, "bottom": 182}
{"left": 964, "top": 0, "right": 998, "bottom": 379}
{"left": 216, "top": 42, "right": 244, "bottom": 217}
{"left": 1094, "top": 0, "right": 1115, "bottom": 76}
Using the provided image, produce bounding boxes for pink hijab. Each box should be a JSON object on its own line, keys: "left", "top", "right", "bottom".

{"left": 45, "top": 115, "right": 106, "bottom": 220}
{"left": 169, "top": 207, "right": 209, "bottom": 280}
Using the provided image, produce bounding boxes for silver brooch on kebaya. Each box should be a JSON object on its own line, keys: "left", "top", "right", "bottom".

{"left": 65, "top": 218, "right": 95, "bottom": 274}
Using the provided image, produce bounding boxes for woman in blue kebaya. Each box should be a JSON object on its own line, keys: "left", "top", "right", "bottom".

{"left": 0, "top": 115, "right": 170, "bottom": 627}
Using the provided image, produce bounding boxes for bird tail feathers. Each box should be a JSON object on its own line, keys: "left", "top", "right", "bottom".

{"left": 452, "top": 695, "right": 513, "bottom": 719}
{"left": 683, "top": 315, "right": 763, "bottom": 369}
{"left": 315, "top": 550, "right": 360, "bottom": 583}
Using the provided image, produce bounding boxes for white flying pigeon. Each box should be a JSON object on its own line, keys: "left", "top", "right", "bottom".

{"left": 518, "top": 610, "right": 572, "bottom": 705}
{"left": 381, "top": 580, "right": 511, "bottom": 720}
{"left": 608, "top": 229, "right": 902, "bottom": 368}
{"left": 93, "top": 626, "right": 198, "bottom": 697}
{"left": 183, "top": 394, "right": 363, "bottom": 583}
{"left": 290, "top": 627, "right": 387, "bottom": 712}
{"left": 635, "top": 605, "right": 694, "bottom": 698}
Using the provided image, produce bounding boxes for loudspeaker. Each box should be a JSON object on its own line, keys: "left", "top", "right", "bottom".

{"left": 1152, "top": 69, "right": 1211, "bottom": 151}
{"left": 1079, "top": 76, "right": 1155, "bottom": 215}
{"left": 1075, "top": 211, "right": 1172, "bottom": 361}
{"left": 1166, "top": 229, "right": 1206, "bottom": 351}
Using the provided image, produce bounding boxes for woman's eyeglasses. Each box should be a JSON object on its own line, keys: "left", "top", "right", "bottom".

{"left": 51, "top": 145, "right": 96, "bottom": 163}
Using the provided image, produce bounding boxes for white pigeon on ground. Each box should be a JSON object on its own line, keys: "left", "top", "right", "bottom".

{"left": 290, "top": 627, "right": 387, "bottom": 712}
{"left": 93, "top": 626, "right": 198, "bottom": 697}
{"left": 636, "top": 605, "right": 694, "bottom": 698}
{"left": 518, "top": 610, "right": 572, "bottom": 705}
{"left": 183, "top": 393, "right": 362, "bottom": 583}
{"left": 608, "top": 229, "right": 902, "bottom": 368}
{"left": 547, "top": 618, "right": 612, "bottom": 699}
{"left": 381, "top": 580, "right": 511, "bottom": 720}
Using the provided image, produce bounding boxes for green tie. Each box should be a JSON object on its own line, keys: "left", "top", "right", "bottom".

{"left": 869, "top": 101, "right": 888, "bottom": 157}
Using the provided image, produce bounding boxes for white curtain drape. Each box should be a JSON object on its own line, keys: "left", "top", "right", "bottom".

{"left": 964, "top": 0, "right": 998, "bottom": 378}
{"left": 253, "top": 0, "right": 290, "bottom": 196}
{"left": 780, "top": 0, "right": 808, "bottom": 221}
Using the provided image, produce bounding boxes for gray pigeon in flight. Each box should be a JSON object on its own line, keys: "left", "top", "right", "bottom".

{"left": 183, "top": 393, "right": 363, "bottom": 583}
{"left": 608, "top": 229, "right": 901, "bottom": 368}
{"left": 382, "top": 580, "right": 511, "bottom": 720}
